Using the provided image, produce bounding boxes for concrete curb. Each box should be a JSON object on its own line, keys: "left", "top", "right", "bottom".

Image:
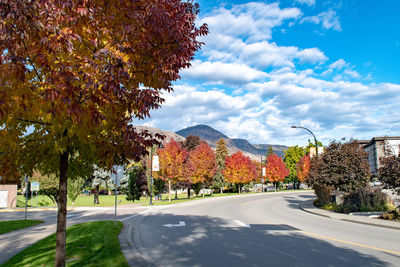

{"left": 299, "top": 199, "right": 400, "bottom": 231}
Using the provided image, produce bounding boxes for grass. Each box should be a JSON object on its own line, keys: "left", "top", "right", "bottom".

{"left": 2, "top": 221, "right": 128, "bottom": 267}
{"left": 0, "top": 220, "right": 44, "bottom": 235}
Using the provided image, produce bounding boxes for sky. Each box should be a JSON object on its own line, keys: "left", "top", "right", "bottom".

{"left": 141, "top": 0, "right": 400, "bottom": 146}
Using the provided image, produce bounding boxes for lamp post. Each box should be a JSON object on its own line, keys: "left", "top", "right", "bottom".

{"left": 292, "top": 126, "right": 319, "bottom": 156}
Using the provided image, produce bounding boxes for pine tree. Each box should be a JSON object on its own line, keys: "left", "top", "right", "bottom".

{"left": 213, "top": 138, "right": 228, "bottom": 193}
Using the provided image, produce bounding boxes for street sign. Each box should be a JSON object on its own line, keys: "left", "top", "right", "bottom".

{"left": 262, "top": 167, "right": 266, "bottom": 177}
{"left": 31, "top": 182, "right": 40, "bottom": 191}
{"left": 152, "top": 155, "right": 159, "bottom": 171}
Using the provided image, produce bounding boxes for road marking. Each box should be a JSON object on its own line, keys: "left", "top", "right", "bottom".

{"left": 263, "top": 218, "right": 400, "bottom": 256}
{"left": 163, "top": 221, "right": 186, "bottom": 228}
{"left": 235, "top": 220, "right": 251, "bottom": 228}
{"left": 68, "top": 209, "right": 109, "bottom": 219}
{"left": 298, "top": 230, "right": 400, "bottom": 256}
{"left": 120, "top": 207, "right": 152, "bottom": 221}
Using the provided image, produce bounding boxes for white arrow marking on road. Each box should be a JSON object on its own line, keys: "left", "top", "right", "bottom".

{"left": 235, "top": 220, "right": 251, "bottom": 228}
{"left": 163, "top": 221, "right": 186, "bottom": 228}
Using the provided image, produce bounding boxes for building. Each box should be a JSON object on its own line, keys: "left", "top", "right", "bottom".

{"left": 360, "top": 136, "right": 400, "bottom": 176}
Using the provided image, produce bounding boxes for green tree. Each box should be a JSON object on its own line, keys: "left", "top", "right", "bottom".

{"left": 213, "top": 138, "right": 228, "bottom": 193}
{"left": 283, "top": 146, "right": 305, "bottom": 189}
{"left": 126, "top": 166, "right": 148, "bottom": 202}
{"left": 266, "top": 145, "right": 274, "bottom": 160}
{"left": 68, "top": 177, "right": 84, "bottom": 205}
{"left": 33, "top": 170, "right": 59, "bottom": 204}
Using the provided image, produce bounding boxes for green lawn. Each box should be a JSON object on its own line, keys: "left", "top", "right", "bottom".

{"left": 0, "top": 220, "right": 44, "bottom": 235}
{"left": 2, "top": 221, "right": 128, "bottom": 267}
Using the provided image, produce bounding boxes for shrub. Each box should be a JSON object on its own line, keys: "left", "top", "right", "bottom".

{"left": 381, "top": 208, "right": 400, "bottom": 221}
{"left": 313, "top": 183, "right": 333, "bottom": 206}
{"left": 343, "top": 186, "right": 389, "bottom": 212}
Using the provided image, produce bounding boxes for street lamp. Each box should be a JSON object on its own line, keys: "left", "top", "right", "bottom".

{"left": 292, "top": 126, "right": 319, "bottom": 156}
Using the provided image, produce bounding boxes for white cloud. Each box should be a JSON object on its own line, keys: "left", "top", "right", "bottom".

{"left": 295, "top": 0, "right": 316, "bottom": 6}
{"left": 181, "top": 60, "right": 267, "bottom": 84}
{"left": 301, "top": 10, "right": 342, "bottom": 31}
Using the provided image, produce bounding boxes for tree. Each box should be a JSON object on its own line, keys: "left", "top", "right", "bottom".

{"left": 296, "top": 155, "right": 310, "bottom": 184}
{"left": 283, "top": 146, "right": 305, "bottom": 189}
{"left": 68, "top": 177, "right": 84, "bottom": 205}
{"left": 126, "top": 166, "right": 148, "bottom": 202}
{"left": 91, "top": 167, "right": 110, "bottom": 204}
{"left": 0, "top": 1, "right": 207, "bottom": 265}
{"left": 306, "top": 140, "right": 370, "bottom": 205}
{"left": 266, "top": 145, "right": 274, "bottom": 159}
{"left": 213, "top": 138, "right": 228, "bottom": 193}
{"left": 189, "top": 142, "right": 216, "bottom": 196}
{"left": 265, "top": 153, "right": 290, "bottom": 191}
{"left": 157, "top": 139, "right": 189, "bottom": 201}
{"left": 33, "top": 171, "right": 59, "bottom": 204}
{"left": 180, "top": 135, "right": 201, "bottom": 198}
{"left": 223, "top": 151, "right": 257, "bottom": 193}
{"left": 379, "top": 144, "right": 400, "bottom": 198}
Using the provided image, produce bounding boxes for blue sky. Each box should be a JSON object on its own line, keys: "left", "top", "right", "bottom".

{"left": 142, "top": 0, "right": 400, "bottom": 146}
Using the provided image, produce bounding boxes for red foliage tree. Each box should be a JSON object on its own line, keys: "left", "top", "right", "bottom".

{"left": 264, "top": 154, "right": 289, "bottom": 191}
{"left": 0, "top": 1, "right": 207, "bottom": 265}
{"left": 223, "top": 151, "right": 257, "bottom": 193}
{"left": 189, "top": 142, "right": 216, "bottom": 195}
{"left": 296, "top": 155, "right": 311, "bottom": 183}
{"left": 157, "top": 139, "right": 188, "bottom": 201}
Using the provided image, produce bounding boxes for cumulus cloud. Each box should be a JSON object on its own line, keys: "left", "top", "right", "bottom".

{"left": 301, "top": 10, "right": 342, "bottom": 31}
{"left": 295, "top": 0, "right": 316, "bottom": 6}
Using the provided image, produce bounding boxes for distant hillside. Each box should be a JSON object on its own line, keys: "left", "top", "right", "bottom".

{"left": 176, "top": 125, "right": 227, "bottom": 143}
{"left": 176, "top": 124, "right": 288, "bottom": 160}
{"left": 135, "top": 126, "right": 185, "bottom": 143}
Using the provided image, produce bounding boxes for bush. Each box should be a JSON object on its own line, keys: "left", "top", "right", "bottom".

{"left": 343, "top": 186, "right": 389, "bottom": 212}
{"left": 313, "top": 183, "right": 332, "bottom": 206}
{"left": 381, "top": 208, "right": 400, "bottom": 221}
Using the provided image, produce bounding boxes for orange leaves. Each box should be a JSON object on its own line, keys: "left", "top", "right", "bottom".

{"left": 296, "top": 155, "right": 310, "bottom": 183}
{"left": 189, "top": 142, "right": 216, "bottom": 185}
{"left": 223, "top": 151, "right": 257, "bottom": 185}
{"left": 157, "top": 139, "right": 188, "bottom": 183}
{"left": 264, "top": 154, "right": 289, "bottom": 183}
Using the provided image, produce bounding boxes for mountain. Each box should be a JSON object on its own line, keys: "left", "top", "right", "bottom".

{"left": 176, "top": 125, "right": 288, "bottom": 160}
{"left": 176, "top": 124, "right": 227, "bottom": 143}
{"left": 135, "top": 126, "right": 185, "bottom": 143}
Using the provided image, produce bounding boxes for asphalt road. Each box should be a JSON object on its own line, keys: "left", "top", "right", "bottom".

{"left": 124, "top": 191, "right": 400, "bottom": 267}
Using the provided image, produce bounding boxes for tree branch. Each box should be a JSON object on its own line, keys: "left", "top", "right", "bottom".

{"left": 16, "top": 118, "right": 51, "bottom": 126}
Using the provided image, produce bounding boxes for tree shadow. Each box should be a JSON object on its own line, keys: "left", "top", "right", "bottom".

{"left": 129, "top": 213, "right": 393, "bottom": 267}
{"left": 282, "top": 194, "right": 315, "bottom": 210}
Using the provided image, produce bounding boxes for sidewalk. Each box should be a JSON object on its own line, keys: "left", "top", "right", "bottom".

{"left": 299, "top": 199, "right": 400, "bottom": 230}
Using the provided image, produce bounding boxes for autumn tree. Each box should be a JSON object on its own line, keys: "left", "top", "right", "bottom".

{"left": 180, "top": 135, "right": 201, "bottom": 198}
{"left": 306, "top": 140, "right": 370, "bottom": 206}
{"left": 265, "top": 154, "right": 289, "bottom": 191}
{"left": 379, "top": 144, "right": 400, "bottom": 199}
{"left": 283, "top": 146, "right": 305, "bottom": 189}
{"left": 223, "top": 151, "right": 257, "bottom": 193}
{"left": 0, "top": 1, "right": 207, "bottom": 265}
{"left": 213, "top": 138, "right": 228, "bottom": 193}
{"left": 157, "top": 139, "right": 189, "bottom": 201}
{"left": 296, "top": 155, "right": 310, "bottom": 184}
{"left": 189, "top": 142, "right": 216, "bottom": 196}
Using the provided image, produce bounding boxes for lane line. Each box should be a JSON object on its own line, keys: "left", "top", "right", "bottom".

{"left": 263, "top": 218, "right": 400, "bottom": 256}
{"left": 68, "top": 209, "right": 109, "bottom": 219}
{"left": 120, "top": 207, "right": 152, "bottom": 222}
{"left": 234, "top": 219, "right": 251, "bottom": 228}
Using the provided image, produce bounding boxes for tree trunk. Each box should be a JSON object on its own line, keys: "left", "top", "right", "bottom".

{"left": 187, "top": 186, "right": 190, "bottom": 199}
{"left": 175, "top": 190, "right": 178, "bottom": 199}
{"left": 202, "top": 185, "right": 204, "bottom": 197}
{"left": 238, "top": 184, "right": 241, "bottom": 194}
{"left": 274, "top": 182, "right": 277, "bottom": 192}
{"left": 168, "top": 179, "right": 171, "bottom": 202}
{"left": 55, "top": 148, "right": 69, "bottom": 267}
{"left": 94, "top": 185, "right": 100, "bottom": 204}
{"left": 220, "top": 187, "right": 223, "bottom": 194}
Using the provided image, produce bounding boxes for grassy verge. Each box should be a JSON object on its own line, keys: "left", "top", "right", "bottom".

{"left": 0, "top": 220, "right": 44, "bottom": 235}
{"left": 2, "top": 221, "right": 128, "bottom": 267}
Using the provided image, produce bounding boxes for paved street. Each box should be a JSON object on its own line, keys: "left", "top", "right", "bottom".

{"left": 122, "top": 191, "right": 400, "bottom": 267}
{"left": 0, "top": 203, "right": 149, "bottom": 264}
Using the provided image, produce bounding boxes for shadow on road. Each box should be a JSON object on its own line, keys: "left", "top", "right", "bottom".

{"left": 129, "top": 212, "right": 389, "bottom": 267}
{"left": 283, "top": 194, "right": 314, "bottom": 210}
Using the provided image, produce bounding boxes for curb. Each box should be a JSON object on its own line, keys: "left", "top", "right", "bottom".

{"left": 298, "top": 201, "right": 400, "bottom": 230}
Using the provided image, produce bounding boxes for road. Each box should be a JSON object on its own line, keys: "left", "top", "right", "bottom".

{"left": 123, "top": 191, "right": 400, "bottom": 267}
